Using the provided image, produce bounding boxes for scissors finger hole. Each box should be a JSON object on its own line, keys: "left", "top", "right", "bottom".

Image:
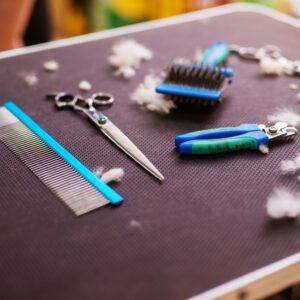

{"left": 56, "top": 93, "right": 74, "bottom": 102}
{"left": 92, "top": 93, "right": 114, "bottom": 105}
{"left": 54, "top": 93, "right": 75, "bottom": 108}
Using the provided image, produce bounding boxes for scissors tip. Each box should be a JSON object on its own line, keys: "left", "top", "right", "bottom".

{"left": 147, "top": 167, "right": 164, "bottom": 181}
{"left": 156, "top": 174, "right": 165, "bottom": 181}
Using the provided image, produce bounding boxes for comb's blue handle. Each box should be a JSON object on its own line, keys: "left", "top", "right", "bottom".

{"left": 4, "top": 101, "right": 123, "bottom": 205}
{"left": 155, "top": 84, "right": 221, "bottom": 101}
{"left": 175, "top": 124, "right": 269, "bottom": 155}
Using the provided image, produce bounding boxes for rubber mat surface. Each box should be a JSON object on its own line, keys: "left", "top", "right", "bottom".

{"left": 1, "top": 10, "right": 300, "bottom": 300}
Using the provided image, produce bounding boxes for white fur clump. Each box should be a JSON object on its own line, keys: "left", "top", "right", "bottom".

{"left": 20, "top": 72, "right": 38, "bottom": 86}
{"left": 289, "top": 83, "right": 298, "bottom": 90}
{"left": 267, "top": 108, "right": 300, "bottom": 128}
{"left": 108, "top": 39, "right": 152, "bottom": 79}
{"left": 43, "top": 60, "right": 59, "bottom": 72}
{"left": 266, "top": 188, "right": 300, "bottom": 219}
{"left": 101, "top": 168, "right": 124, "bottom": 183}
{"left": 280, "top": 153, "right": 300, "bottom": 175}
{"left": 129, "top": 219, "right": 142, "bottom": 229}
{"left": 194, "top": 48, "right": 203, "bottom": 63}
{"left": 78, "top": 80, "right": 92, "bottom": 92}
{"left": 131, "top": 73, "right": 177, "bottom": 114}
{"left": 260, "top": 56, "right": 283, "bottom": 75}
{"left": 93, "top": 167, "right": 124, "bottom": 183}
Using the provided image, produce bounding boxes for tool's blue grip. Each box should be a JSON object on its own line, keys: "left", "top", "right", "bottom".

{"left": 175, "top": 124, "right": 261, "bottom": 147}
{"left": 156, "top": 84, "right": 222, "bottom": 101}
{"left": 179, "top": 131, "right": 269, "bottom": 155}
{"left": 202, "top": 41, "right": 230, "bottom": 65}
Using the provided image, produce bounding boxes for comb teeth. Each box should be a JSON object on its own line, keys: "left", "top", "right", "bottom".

{"left": 156, "top": 63, "right": 233, "bottom": 106}
{"left": 0, "top": 122, "right": 109, "bottom": 216}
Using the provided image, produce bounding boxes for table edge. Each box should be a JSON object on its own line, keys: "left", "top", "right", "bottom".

{"left": 191, "top": 252, "right": 300, "bottom": 299}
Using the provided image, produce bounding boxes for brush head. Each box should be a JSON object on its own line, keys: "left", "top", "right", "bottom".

{"left": 156, "top": 63, "right": 234, "bottom": 106}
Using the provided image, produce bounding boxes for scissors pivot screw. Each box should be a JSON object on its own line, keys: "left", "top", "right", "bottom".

{"left": 98, "top": 115, "right": 107, "bottom": 124}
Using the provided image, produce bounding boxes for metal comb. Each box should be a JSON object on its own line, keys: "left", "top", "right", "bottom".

{"left": 0, "top": 102, "right": 123, "bottom": 216}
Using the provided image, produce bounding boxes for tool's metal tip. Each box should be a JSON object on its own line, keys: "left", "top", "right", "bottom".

{"left": 143, "top": 164, "right": 164, "bottom": 181}
{"left": 286, "top": 127, "right": 299, "bottom": 137}
{"left": 155, "top": 173, "right": 165, "bottom": 181}
{"left": 100, "top": 121, "right": 165, "bottom": 183}
{"left": 144, "top": 166, "right": 164, "bottom": 181}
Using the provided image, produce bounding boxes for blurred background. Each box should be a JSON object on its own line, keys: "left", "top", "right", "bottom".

{"left": 1, "top": 0, "right": 300, "bottom": 52}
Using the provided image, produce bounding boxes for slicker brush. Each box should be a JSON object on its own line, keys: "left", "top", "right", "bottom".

{"left": 155, "top": 41, "right": 234, "bottom": 107}
{"left": 155, "top": 63, "right": 234, "bottom": 106}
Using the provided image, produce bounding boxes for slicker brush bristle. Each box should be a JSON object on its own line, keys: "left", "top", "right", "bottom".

{"left": 156, "top": 63, "right": 234, "bottom": 106}
{"left": 167, "top": 95, "right": 221, "bottom": 107}
{"left": 165, "top": 63, "right": 225, "bottom": 90}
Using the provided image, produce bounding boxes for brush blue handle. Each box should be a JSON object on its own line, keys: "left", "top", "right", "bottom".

{"left": 202, "top": 41, "right": 230, "bottom": 65}
{"left": 155, "top": 84, "right": 222, "bottom": 101}
{"left": 175, "top": 124, "right": 269, "bottom": 155}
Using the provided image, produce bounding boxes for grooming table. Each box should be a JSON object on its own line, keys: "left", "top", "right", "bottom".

{"left": 1, "top": 4, "right": 300, "bottom": 300}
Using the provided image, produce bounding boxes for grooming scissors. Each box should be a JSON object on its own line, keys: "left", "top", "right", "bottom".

{"left": 47, "top": 92, "right": 164, "bottom": 181}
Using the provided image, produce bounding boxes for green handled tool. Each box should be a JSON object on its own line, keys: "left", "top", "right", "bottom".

{"left": 175, "top": 123, "right": 298, "bottom": 155}
{"left": 201, "top": 41, "right": 230, "bottom": 66}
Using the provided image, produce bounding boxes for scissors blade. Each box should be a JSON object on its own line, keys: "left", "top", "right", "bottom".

{"left": 100, "top": 120, "right": 164, "bottom": 181}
